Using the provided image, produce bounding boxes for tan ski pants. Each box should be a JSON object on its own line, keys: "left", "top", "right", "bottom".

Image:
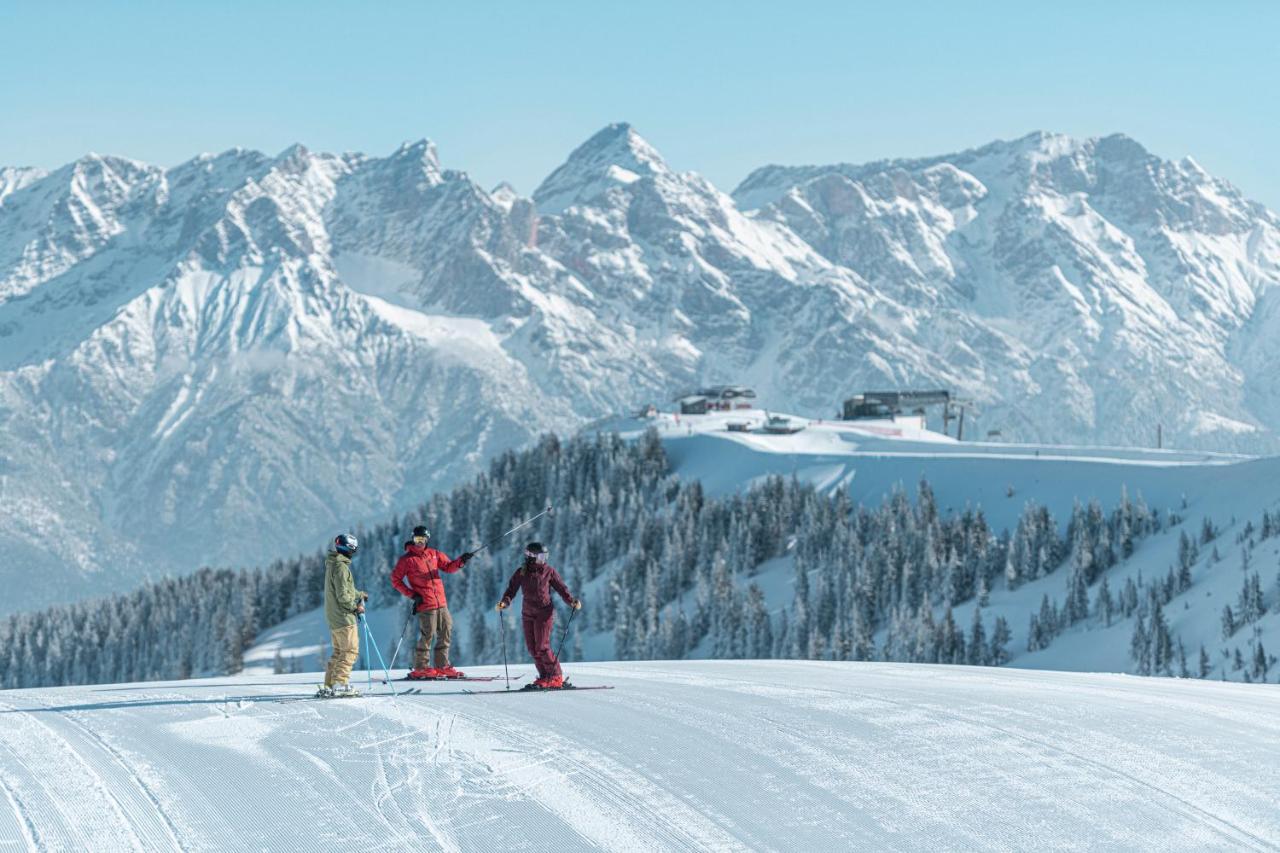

{"left": 414, "top": 607, "right": 453, "bottom": 669}
{"left": 325, "top": 624, "right": 359, "bottom": 687}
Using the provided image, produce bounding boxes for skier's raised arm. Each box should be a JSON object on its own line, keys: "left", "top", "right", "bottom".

{"left": 439, "top": 549, "right": 475, "bottom": 573}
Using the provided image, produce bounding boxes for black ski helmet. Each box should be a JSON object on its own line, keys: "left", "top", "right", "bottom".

{"left": 524, "top": 541, "right": 548, "bottom": 564}
{"left": 334, "top": 533, "right": 359, "bottom": 556}
{"left": 412, "top": 525, "right": 430, "bottom": 543}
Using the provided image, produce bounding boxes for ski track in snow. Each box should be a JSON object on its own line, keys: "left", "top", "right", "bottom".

{"left": 0, "top": 697, "right": 152, "bottom": 851}
{"left": 32, "top": 699, "right": 187, "bottom": 850}
{"left": 0, "top": 662, "right": 1278, "bottom": 851}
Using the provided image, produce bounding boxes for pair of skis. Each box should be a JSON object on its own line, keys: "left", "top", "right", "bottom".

{"left": 297, "top": 682, "right": 614, "bottom": 701}
{"left": 471, "top": 683, "right": 614, "bottom": 695}
{"left": 385, "top": 673, "right": 521, "bottom": 684}
{"left": 393, "top": 677, "right": 615, "bottom": 694}
{"left": 299, "top": 686, "right": 429, "bottom": 701}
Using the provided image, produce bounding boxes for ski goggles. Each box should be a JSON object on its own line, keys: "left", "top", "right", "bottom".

{"left": 524, "top": 549, "right": 549, "bottom": 565}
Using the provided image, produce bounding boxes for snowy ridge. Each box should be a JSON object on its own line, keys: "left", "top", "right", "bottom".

{"left": 4, "top": 126, "right": 1280, "bottom": 612}
{"left": 600, "top": 409, "right": 1249, "bottom": 518}
{"left": 0, "top": 661, "right": 1276, "bottom": 851}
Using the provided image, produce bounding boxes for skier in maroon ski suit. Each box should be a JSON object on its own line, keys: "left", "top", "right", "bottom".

{"left": 497, "top": 542, "right": 581, "bottom": 689}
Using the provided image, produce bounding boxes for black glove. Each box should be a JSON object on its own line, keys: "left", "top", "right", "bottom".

{"left": 459, "top": 551, "right": 475, "bottom": 564}
{"left": 411, "top": 594, "right": 423, "bottom": 610}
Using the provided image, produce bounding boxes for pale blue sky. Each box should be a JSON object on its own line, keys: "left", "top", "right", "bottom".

{"left": 2, "top": 1, "right": 1277, "bottom": 207}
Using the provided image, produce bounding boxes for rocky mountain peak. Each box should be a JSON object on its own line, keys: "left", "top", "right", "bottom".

{"left": 391, "top": 138, "right": 442, "bottom": 174}
{"left": 533, "top": 123, "right": 669, "bottom": 214}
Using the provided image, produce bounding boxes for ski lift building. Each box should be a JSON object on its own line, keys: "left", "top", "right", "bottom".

{"left": 842, "top": 390, "right": 952, "bottom": 420}
{"left": 842, "top": 389, "right": 973, "bottom": 438}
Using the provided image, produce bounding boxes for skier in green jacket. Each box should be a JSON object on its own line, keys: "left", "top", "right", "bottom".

{"left": 320, "top": 533, "right": 368, "bottom": 697}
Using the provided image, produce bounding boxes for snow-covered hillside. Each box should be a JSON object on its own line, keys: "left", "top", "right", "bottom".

{"left": 1, "top": 661, "right": 1276, "bottom": 851}
{"left": 5, "top": 126, "right": 1280, "bottom": 613}
{"left": 600, "top": 409, "right": 1248, "bottom": 531}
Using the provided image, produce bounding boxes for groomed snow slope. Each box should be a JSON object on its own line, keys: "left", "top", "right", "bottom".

{"left": 1, "top": 661, "right": 1277, "bottom": 851}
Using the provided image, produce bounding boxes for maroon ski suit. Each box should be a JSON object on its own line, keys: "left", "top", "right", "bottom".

{"left": 500, "top": 562, "right": 576, "bottom": 680}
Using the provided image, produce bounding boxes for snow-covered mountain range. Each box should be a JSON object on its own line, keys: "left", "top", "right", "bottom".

{"left": 4, "top": 125, "right": 1280, "bottom": 612}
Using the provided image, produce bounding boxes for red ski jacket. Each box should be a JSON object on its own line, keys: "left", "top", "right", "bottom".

{"left": 501, "top": 562, "right": 575, "bottom": 615}
{"left": 392, "top": 544, "right": 465, "bottom": 612}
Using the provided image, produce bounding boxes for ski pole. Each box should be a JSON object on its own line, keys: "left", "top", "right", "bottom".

{"left": 499, "top": 608, "right": 511, "bottom": 691}
{"left": 363, "top": 613, "right": 398, "bottom": 697}
{"left": 360, "top": 614, "right": 373, "bottom": 694}
{"left": 387, "top": 601, "right": 416, "bottom": 674}
{"left": 471, "top": 503, "right": 554, "bottom": 556}
{"left": 553, "top": 606, "right": 578, "bottom": 669}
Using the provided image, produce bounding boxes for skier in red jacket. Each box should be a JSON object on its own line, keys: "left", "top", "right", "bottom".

{"left": 496, "top": 542, "right": 581, "bottom": 689}
{"left": 391, "top": 525, "right": 473, "bottom": 679}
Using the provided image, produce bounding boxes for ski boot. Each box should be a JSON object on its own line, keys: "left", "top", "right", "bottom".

{"left": 407, "top": 667, "right": 441, "bottom": 680}
{"left": 543, "top": 675, "right": 565, "bottom": 690}
{"left": 524, "top": 676, "right": 549, "bottom": 691}
{"left": 332, "top": 683, "right": 361, "bottom": 698}
{"left": 437, "top": 666, "right": 466, "bottom": 679}
{"left": 314, "top": 685, "right": 335, "bottom": 699}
